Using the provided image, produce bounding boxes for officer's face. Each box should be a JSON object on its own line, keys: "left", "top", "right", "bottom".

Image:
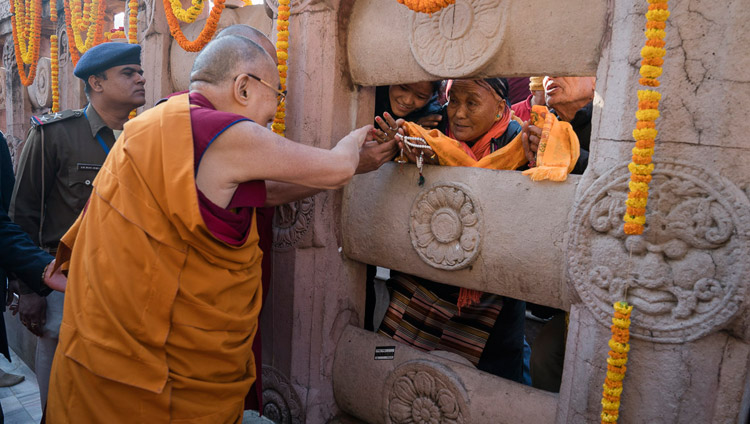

{"left": 99, "top": 65, "right": 146, "bottom": 109}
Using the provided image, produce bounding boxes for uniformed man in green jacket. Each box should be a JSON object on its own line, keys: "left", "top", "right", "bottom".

{"left": 9, "top": 42, "right": 146, "bottom": 408}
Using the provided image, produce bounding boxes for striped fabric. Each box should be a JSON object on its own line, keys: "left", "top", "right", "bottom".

{"left": 378, "top": 272, "right": 503, "bottom": 366}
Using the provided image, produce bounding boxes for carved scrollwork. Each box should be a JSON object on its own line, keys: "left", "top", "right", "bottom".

{"left": 0, "top": 67, "right": 6, "bottom": 110}
{"left": 273, "top": 197, "right": 314, "bottom": 250}
{"left": 409, "top": 0, "right": 508, "bottom": 77}
{"left": 261, "top": 365, "right": 304, "bottom": 424}
{"left": 3, "top": 39, "right": 15, "bottom": 71}
{"left": 28, "top": 57, "right": 52, "bottom": 109}
{"left": 385, "top": 360, "right": 469, "bottom": 424}
{"left": 568, "top": 162, "right": 750, "bottom": 342}
{"left": 409, "top": 183, "right": 481, "bottom": 270}
{"left": 58, "top": 20, "right": 70, "bottom": 66}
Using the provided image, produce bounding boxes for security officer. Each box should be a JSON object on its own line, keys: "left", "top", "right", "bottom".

{"left": 9, "top": 42, "right": 145, "bottom": 408}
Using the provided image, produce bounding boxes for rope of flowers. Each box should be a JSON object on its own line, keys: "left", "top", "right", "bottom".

{"left": 105, "top": 29, "right": 126, "bottom": 41}
{"left": 51, "top": 1, "right": 60, "bottom": 111}
{"left": 63, "top": 0, "right": 107, "bottom": 65}
{"left": 169, "top": 0, "right": 204, "bottom": 23}
{"left": 163, "top": 0, "right": 225, "bottom": 52}
{"left": 128, "top": 0, "right": 139, "bottom": 119}
{"left": 600, "top": 302, "right": 633, "bottom": 423}
{"left": 623, "top": 0, "right": 670, "bottom": 236}
{"left": 397, "top": 0, "right": 454, "bottom": 14}
{"left": 10, "top": 0, "right": 42, "bottom": 86}
{"left": 271, "top": 0, "right": 289, "bottom": 136}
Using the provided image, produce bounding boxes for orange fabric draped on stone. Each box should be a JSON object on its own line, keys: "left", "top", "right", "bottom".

{"left": 47, "top": 93, "right": 263, "bottom": 424}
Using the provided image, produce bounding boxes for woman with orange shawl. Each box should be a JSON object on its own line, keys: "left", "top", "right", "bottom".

{"left": 376, "top": 78, "right": 528, "bottom": 383}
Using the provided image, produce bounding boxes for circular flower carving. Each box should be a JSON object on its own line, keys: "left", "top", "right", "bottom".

{"left": 385, "top": 360, "right": 467, "bottom": 424}
{"left": 410, "top": 183, "right": 481, "bottom": 270}
{"left": 410, "top": 0, "right": 508, "bottom": 77}
{"left": 261, "top": 365, "right": 303, "bottom": 424}
{"left": 28, "top": 57, "right": 51, "bottom": 109}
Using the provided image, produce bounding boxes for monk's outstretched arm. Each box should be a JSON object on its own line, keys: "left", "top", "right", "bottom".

{"left": 197, "top": 122, "right": 373, "bottom": 208}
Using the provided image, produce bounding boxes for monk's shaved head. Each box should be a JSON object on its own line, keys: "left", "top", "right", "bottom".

{"left": 217, "top": 24, "right": 277, "bottom": 64}
{"left": 190, "top": 35, "right": 276, "bottom": 87}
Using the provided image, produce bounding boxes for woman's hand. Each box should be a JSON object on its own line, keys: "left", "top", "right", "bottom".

{"left": 374, "top": 112, "right": 401, "bottom": 143}
{"left": 521, "top": 120, "right": 543, "bottom": 165}
{"left": 415, "top": 114, "right": 442, "bottom": 129}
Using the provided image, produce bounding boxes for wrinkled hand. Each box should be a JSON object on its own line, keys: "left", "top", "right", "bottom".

{"left": 18, "top": 293, "right": 46, "bottom": 337}
{"left": 521, "top": 121, "right": 543, "bottom": 165}
{"left": 44, "top": 259, "right": 67, "bottom": 293}
{"left": 415, "top": 114, "right": 443, "bottom": 129}
{"left": 356, "top": 139, "right": 399, "bottom": 174}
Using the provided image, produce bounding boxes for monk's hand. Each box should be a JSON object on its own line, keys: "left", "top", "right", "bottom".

{"left": 335, "top": 125, "right": 374, "bottom": 173}
{"left": 18, "top": 292, "right": 46, "bottom": 337}
{"left": 415, "top": 114, "right": 442, "bottom": 129}
{"left": 44, "top": 259, "right": 67, "bottom": 293}
{"left": 522, "top": 121, "right": 543, "bottom": 165}
{"left": 356, "top": 139, "right": 399, "bottom": 174}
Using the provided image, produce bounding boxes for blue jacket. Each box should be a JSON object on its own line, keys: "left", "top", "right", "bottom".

{"left": 0, "top": 134, "right": 53, "bottom": 359}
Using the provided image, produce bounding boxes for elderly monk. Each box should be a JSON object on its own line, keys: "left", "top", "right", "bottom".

{"left": 46, "top": 36, "right": 371, "bottom": 423}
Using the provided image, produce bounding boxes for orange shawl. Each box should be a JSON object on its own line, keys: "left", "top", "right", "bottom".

{"left": 48, "top": 94, "right": 263, "bottom": 423}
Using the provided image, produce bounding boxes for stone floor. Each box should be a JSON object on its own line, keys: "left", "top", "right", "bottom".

{"left": 0, "top": 349, "right": 42, "bottom": 423}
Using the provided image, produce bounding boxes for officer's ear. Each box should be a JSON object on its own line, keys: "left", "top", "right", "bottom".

{"left": 87, "top": 72, "right": 107, "bottom": 94}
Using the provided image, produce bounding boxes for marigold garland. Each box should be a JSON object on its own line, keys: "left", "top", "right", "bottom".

{"left": 63, "top": 0, "right": 107, "bottom": 66}
{"left": 163, "top": 0, "right": 225, "bottom": 52}
{"left": 10, "top": 0, "right": 42, "bottom": 86}
{"left": 51, "top": 2, "right": 60, "bottom": 112}
{"left": 128, "top": 0, "right": 138, "bottom": 43}
{"left": 106, "top": 29, "right": 126, "bottom": 40}
{"left": 271, "top": 0, "right": 290, "bottom": 136}
{"left": 397, "top": 0, "right": 454, "bottom": 14}
{"left": 600, "top": 302, "right": 633, "bottom": 423}
{"left": 622, "top": 0, "right": 670, "bottom": 236}
{"left": 169, "top": 0, "right": 204, "bottom": 23}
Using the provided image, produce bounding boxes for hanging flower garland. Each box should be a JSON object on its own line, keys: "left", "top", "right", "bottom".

{"left": 169, "top": 0, "right": 205, "bottom": 23}
{"left": 128, "top": 0, "right": 138, "bottom": 43}
{"left": 10, "top": 0, "right": 42, "bottom": 86}
{"left": 623, "top": 0, "right": 670, "bottom": 235}
{"left": 163, "top": 0, "right": 225, "bottom": 52}
{"left": 600, "top": 302, "right": 633, "bottom": 423}
{"left": 63, "top": 0, "right": 108, "bottom": 66}
{"left": 397, "top": 0, "right": 454, "bottom": 14}
{"left": 51, "top": 1, "right": 60, "bottom": 111}
{"left": 271, "top": 0, "right": 289, "bottom": 136}
{"left": 105, "top": 28, "right": 126, "bottom": 41}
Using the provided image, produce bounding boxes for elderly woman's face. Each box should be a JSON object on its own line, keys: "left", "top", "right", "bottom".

{"left": 388, "top": 82, "right": 434, "bottom": 118}
{"left": 446, "top": 80, "right": 503, "bottom": 143}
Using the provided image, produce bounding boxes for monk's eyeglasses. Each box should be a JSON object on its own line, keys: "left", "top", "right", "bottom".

{"left": 236, "top": 73, "right": 286, "bottom": 106}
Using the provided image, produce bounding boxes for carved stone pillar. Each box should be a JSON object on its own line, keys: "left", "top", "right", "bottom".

{"left": 141, "top": 0, "right": 174, "bottom": 107}
{"left": 3, "top": 38, "right": 32, "bottom": 143}
{"left": 560, "top": 0, "right": 750, "bottom": 422}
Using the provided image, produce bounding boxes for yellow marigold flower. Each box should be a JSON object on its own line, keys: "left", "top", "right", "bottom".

{"left": 626, "top": 198, "right": 648, "bottom": 208}
{"left": 632, "top": 128, "right": 657, "bottom": 141}
{"left": 646, "top": 9, "right": 670, "bottom": 21}
{"left": 603, "top": 385, "right": 624, "bottom": 397}
{"left": 644, "top": 28, "right": 666, "bottom": 39}
{"left": 607, "top": 357, "right": 629, "bottom": 367}
{"left": 632, "top": 147, "right": 655, "bottom": 157}
{"left": 612, "top": 317, "right": 631, "bottom": 327}
{"left": 601, "top": 399, "right": 621, "bottom": 410}
{"left": 636, "top": 109, "right": 660, "bottom": 121}
{"left": 629, "top": 181, "right": 650, "bottom": 192}
{"left": 276, "top": 41, "right": 289, "bottom": 50}
{"left": 607, "top": 371, "right": 626, "bottom": 382}
{"left": 628, "top": 162, "right": 655, "bottom": 175}
{"left": 640, "top": 45, "right": 666, "bottom": 58}
{"left": 608, "top": 339, "right": 631, "bottom": 353}
{"left": 601, "top": 413, "right": 619, "bottom": 423}
{"left": 640, "top": 64, "right": 663, "bottom": 79}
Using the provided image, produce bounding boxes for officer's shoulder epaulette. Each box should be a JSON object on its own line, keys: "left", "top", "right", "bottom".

{"left": 30, "top": 109, "right": 84, "bottom": 127}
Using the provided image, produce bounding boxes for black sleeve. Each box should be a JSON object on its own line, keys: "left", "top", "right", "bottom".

{"left": 477, "top": 297, "right": 526, "bottom": 383}
{"left": 571, "top": 148, "right": 589, "bottom": 175}
{"left": 0, "top": 205, "right": 53, "bottom": 296}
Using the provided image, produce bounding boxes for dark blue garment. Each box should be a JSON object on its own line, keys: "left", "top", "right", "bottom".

{"left": 0, "top": 135, "right": 54, "bottom": 360}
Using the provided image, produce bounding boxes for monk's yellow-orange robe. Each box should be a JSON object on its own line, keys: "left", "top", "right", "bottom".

{"left": 47, "top": 94, "right": 263, "bottom": 423}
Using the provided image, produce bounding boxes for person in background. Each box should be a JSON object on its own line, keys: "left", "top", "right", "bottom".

{"left": 9, "top": 42, "right": 146, "bottom": 409}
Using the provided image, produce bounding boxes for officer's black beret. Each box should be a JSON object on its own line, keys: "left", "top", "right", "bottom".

{"left": 73, "top": 43, "right": 142, "bottom": 80}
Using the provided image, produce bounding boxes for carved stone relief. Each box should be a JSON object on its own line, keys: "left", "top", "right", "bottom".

{"left": 58, "top": 21, "right": 70, "bottom": 66}
{"left": 3, "top": 40, "right": 16, "bottom": 71}
{"left": 384, "top": 360, "right": 469, "bottom": 424}
{"left": 410, "top": 0, "right": 507, "bottom": 77}
{"left": 28, "top": 58, "right": 52, "bottom": 109}
{"left": 261, "top": 365, "right": 304, "bottom": 424}
{"left": 273, "top": 197, "right": 314, "bottom": 250}
{"left": 568, "top": 162, "right": 750, "bottom": 343}
{"left": 0, "top": 68, "right": 6, "bottom": 110}
{"left": 264, "top": 0, "right": 331, "bottom": 15}
{"left": 0, "top": 0, "right": 10, "bottom": 20}
{"left": 409, "top": 182, "right": 482, "bottom": 270}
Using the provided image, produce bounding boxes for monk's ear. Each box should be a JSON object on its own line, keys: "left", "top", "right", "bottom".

{"left": 233, "top": 75, "right": 251, "bottom": 105}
